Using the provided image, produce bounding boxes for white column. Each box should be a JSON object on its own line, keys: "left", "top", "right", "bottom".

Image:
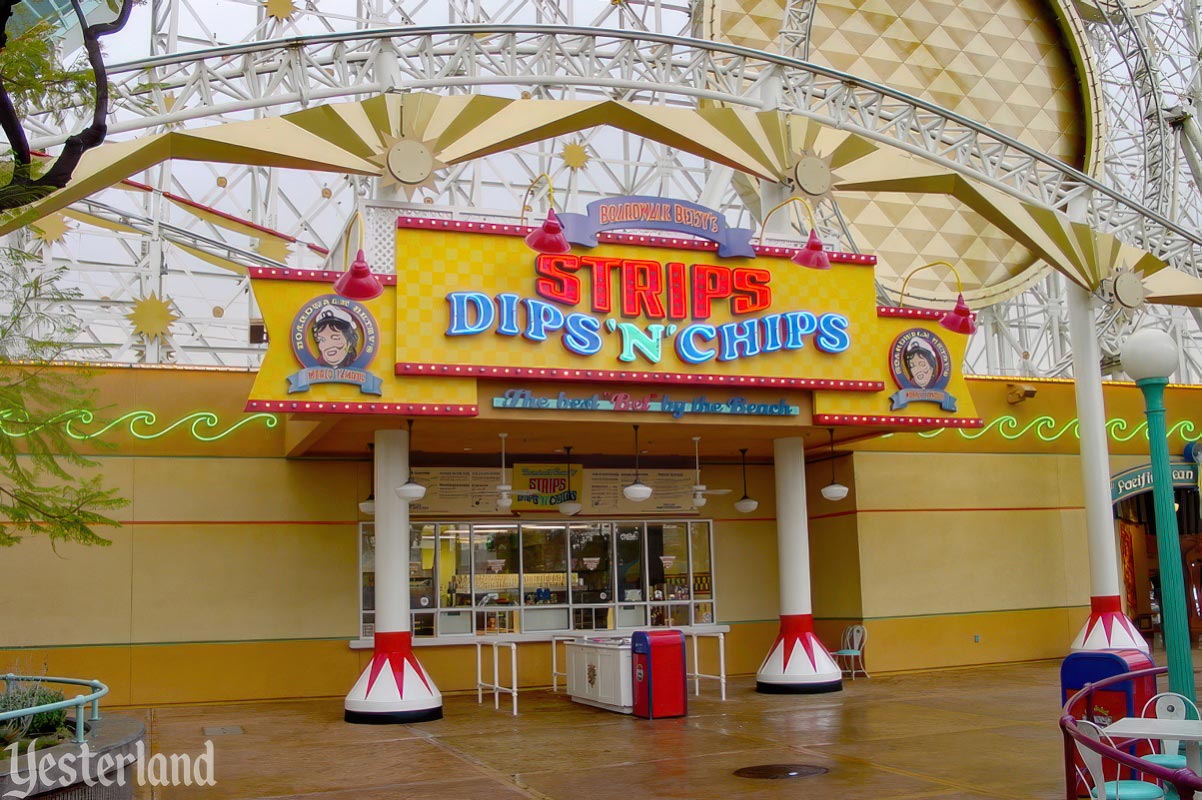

{"left": 756, "top": 437, "right": 842, "bottom": 693}
{"left": 1066, "top": 283, "right": 1146, "bottom": 652}
{"left": 345, "top": 428, "right": 443, "bottom": 722}
{"left": 776, "top": 437, "right": 811, "bottom": 617}
{"left": 374, "top": 429, "right": 410, "bottom": 633}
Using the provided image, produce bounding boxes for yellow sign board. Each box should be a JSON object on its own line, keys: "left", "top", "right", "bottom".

{"left": 245, "top": 215, "right": 980, "bottom": 428}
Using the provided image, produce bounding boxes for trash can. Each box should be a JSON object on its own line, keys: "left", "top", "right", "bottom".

{"left": 1061, "top": 649, "right": 1156, "bottom": 793}
{"left": 632, "top": 630, "right": 687, "bottom": 719}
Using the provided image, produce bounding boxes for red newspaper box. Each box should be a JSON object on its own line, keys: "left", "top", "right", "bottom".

{"left": 632, "top": 630, "right": 687, "bottom": 719}
{"left": 1061, "top": 649, "right": 1156, "bottom": 795}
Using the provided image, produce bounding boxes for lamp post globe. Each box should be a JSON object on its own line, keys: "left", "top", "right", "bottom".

{"left": 1120, "top": 328, "right": 1178, "bottom": 381}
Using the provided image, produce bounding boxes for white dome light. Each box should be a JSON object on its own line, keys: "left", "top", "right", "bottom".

{"left": 395, "top": 481, "right": 427, "bottom": 502}
{"left": 1121, "top": 328, "right": 1179, "bottom": 382}
{"left": 734, "top": 496, "right": 759, "bottom": 514}
{"left": 821, "top": 483, "right": 849, "bottom": 502}
{"left": 623, "top": 481, "right": 653, "bottom": 502}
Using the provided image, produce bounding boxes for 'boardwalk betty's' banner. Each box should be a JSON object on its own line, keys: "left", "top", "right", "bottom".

{"left": 558, "top": 196, "right": 756, "bottom": 258}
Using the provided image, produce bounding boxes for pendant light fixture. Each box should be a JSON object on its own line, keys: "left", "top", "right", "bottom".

{"left": 820, "top": 428, "right": 849, "bottom": 502}
{"left": 734, "top": 448, "right": 758, "bottom": 513}
{"left": 558, "top": 445, "right": 582, "bottom": 516}
{"left": 496, "top": 432, "right": 513, "bottom": 510}
{"left": 521, "top": 174, "right": 571, "bottom": 254}
{"left": 897, "top": 260, "right": 977, "bottom": 335}
{"left": 332, "top": 211, "right": 384, "bottom": 300}
{"left": 394, "top": 419, "right": 428, "bottom": 502}
{"left": 622, "top": 425, "right": 653, "bottom": 502}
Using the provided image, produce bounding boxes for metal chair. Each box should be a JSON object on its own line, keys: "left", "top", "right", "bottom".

{"left": 1075, "top": 719, "right": 1165, "bottom": 800}
{"left": 832, "top": 624, "right": 869, "bottom": 680}
{"left": 1140, "top": 692, "right": 1200, "bottom": 798}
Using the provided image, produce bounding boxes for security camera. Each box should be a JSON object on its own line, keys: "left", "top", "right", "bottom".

{"left": 1006, "top": 383, "right": 1037, "bottom": 404}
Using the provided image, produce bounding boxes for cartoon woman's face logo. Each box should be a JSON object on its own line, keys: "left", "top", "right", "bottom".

{"left": 904, "top": 346, "right": 939, "bottom": 389}
{"left": 309, "top": 305, "right": 360, "bottom": 367}
{"left": 889, "top": 328, "right": 956, "bottom": 412}
{"left": 288, "top": 295, "right": 382, "bottom": 396}
{"left": 316, "top": 326, "right": 349, "bottom": 365}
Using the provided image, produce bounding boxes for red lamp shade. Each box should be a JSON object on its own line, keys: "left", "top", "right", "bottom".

{"left": 333, "top": 250, "right": 383, "bottom": 301}
{"left": 939, "top": 293, "right": 977, "bottom": 335}
{"left": 792, "top": 229, "right": 830, "bottom": 270}
{"left": 525, "top": 208, "right": 571, "bottom": 254}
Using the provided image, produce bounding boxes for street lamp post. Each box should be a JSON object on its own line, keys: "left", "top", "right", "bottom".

{"left": 1121, "top": 328, "right": 1194, "bottom": 703}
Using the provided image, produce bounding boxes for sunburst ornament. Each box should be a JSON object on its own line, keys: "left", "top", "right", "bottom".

{"left": 31, "top": 213, "right": 70, "bottom": 243}
{"left": 127, "top": 293, "right": 179, "bottom": 342}
{"left": 368, "top": 133, "right": 445, "bottom": 199}
{"left": 1098, "top": 265, "right": 1147, "bottom": 320}
{"left": 263, "top": 0, "right": 296, "bottom": 20}
{"left": 790, "top": 150, "right": 836, "bottom": 203}
{"left": 560, "top": 143, "right": 590, "bottom": 170}
{"left": 254, "top": 236, "right": 292, "bottom": 264}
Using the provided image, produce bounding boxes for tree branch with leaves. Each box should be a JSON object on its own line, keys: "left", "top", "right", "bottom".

{"left": 0, "top": 0, "right": 134, "bottom": 210}
{"left": 0, "top": 249, "right": 125, "bottom": 547}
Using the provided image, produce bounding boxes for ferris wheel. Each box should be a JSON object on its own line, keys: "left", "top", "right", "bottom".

{"left": 12, "top": 0, "right": 1202, "bottom": 381}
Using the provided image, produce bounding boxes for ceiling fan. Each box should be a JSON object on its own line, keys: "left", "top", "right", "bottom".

{"left": 691, "top": 436, "right": 732, "bottom": 508}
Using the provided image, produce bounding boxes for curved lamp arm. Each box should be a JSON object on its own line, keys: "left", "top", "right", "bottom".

{"left": 520, "top": 173, "right": 558, "bottom": 225}
{"left": 898, "top": 260, "right": 964, "bottom": 308}
{"left": 757, "top": 195, "right": 817, "bottom": 244}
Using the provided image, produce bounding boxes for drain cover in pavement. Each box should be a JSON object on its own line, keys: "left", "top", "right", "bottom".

{"left": 733, "top": 764, "right": 828, "bottom": 780}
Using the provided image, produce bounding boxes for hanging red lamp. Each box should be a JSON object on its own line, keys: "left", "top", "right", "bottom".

{"left": 792, "top": 229, "right": 831, "bottom": 270}
{"left": 524, "top": 207, "right": 571, "bottom": 254}
{"left": 939, "top": 293, "right": 977, "bottom": 335}
{"left": 333, "top": 249, "right": 383, "bottom": 301}
{"left": 521, "top": 174, "right": 571, "bottom": 254}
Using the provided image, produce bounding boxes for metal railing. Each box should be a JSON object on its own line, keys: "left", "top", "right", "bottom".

{"left": 1061, "top": 666, "right": 1202, "bottom": 799}
{"left": 0, "top": 674, "right": 109, "bottom": 745}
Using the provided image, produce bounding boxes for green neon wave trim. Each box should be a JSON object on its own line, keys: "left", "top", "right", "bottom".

{"left": 0, "top": 409, "right": 279, "bottom": 442}
{"left": 916, "top": 415, "right": 1202, "bottom": 443}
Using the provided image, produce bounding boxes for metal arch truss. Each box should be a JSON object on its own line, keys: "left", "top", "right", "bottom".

{"left": 975, "top": 0, "right": 1202, "bottom": 383}
{"left": 965, "top": 272, "right": 1202, "bottom": 384}
{"left": 14, "top": 18, "right": 1202, "bottom": 378}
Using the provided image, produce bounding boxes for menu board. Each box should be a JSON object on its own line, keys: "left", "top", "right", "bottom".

{"left": 407, "top": 468, "right": 505, "bottom": 515}
{"left": 583, "top": 469, "right": 697, "bottom": 515}
{"left": 404, "top": 466, "right": 697, "bottom": 516}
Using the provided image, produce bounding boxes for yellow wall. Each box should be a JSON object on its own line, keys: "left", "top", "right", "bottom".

{"left": 4, "top": 366, "right": 1197, "bottom": 703}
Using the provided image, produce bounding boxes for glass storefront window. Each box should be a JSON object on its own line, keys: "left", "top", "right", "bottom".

{"left": 439, "top": 525, "right": 472, "bottom": 608}
{"left": 616, "top": 523, "right": 645, "bottom": 603}
{"left": 410, "top": 523, "right": 436, "bottom": 613}
{"left": 648, "top": 522, "right": 690, "bottom": 602}
{"left": 570, "top": 523, "right": 614, "bottom": 605}
{"left": 690, "top": 521, "right": 713, "bottom": 601}
{"left": 521, "top": 524, "right": 568, "bottom": 604}
{"left": 360, "top": 523, "right": 375, "bottom": 638}
{"left": 359, "top": 519, "right": 716, "bottom": 638}
{"left": 471, "top": 523, "right": 519, "bottom": 634}
{"left": 471, "top": 524, "right": 521, "bottom": 606}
